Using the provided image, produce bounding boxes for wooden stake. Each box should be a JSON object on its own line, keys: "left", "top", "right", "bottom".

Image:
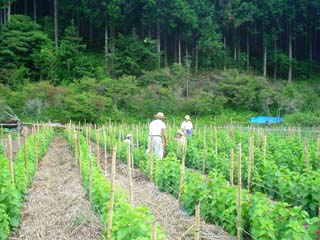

{"left": 214, "top": 126, "right": 218, "bottom": 154}
{"left": 304, "top": 138, "right": 309, "bottom": 170}
{"left": 194, "top": 201, "right": 200, "bottom": 240}
{"left": 203, "top": 127, "right": 206, "bottom": 173}
{"left": 8, "top": 134, "right": 14, "bottom": 186}
{"left": 237, "top": 143, "right": 242, "bottom": 240}
{"left": 178, "top": 140, "right": 186, "bottom": 207}
{"left": 247, "top": 136, "right": 252, "bottom": 191}
{"left": 263, "top": 135, "right": 267, "bottom": 166}
{"left": 136, "top": 125, "right": 139, "bottom": 147}
{"left": 103, "top": 126, "right": 108, "bottom": 174}
{"left": 89, "top": 143, "right": 93, "bottom": 202}
{"left": 33, "top": 126, "right": 38, "bottom": 170}
{"left": 107, "top": 147, "right": 117, "bottom": 240}
{"left": 127, "top": 144, "right": 133, "bottom": 204}
{"left": 317, "top": 135, "right": 320, "bottom": 158}
{"left": 17, "top": 133, "right": 21, "bottom": 149}
{"left": 230, "top": 148, "right": 234, "bottom": 186}
{"left": 152, "top": 221, "right": 157, "bottom": 240}
{"left": 24, "top": 128, "right": 28, "bottom": 180}
{"left": 149, "top": 138, "right": 154, "bottom": 181}
{"left": 96, "top": 129, "right": 100, "bottom": 167}
{"left": 73, "top": 131, "right": 77, "bottom": 160}
{"left": 77, "top": 132, "right": 81, "bottom": 175}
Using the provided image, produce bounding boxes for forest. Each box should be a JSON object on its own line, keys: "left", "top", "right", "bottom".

{"left": 0, "top": 0, "right": 320, "bottom": 124}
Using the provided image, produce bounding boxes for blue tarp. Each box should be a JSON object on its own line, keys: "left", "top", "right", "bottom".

{"left": 250, "top": 116, "right": 283, "bottom": 124}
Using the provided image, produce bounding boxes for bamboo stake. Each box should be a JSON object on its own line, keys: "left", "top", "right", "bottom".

{"left": 214, "top": 126, "right": 218, "bottom": 154}
{"left": 178, "top": 140, "right": 187, "bottom": 207}
{"left": 107, "top": 147, "right": 117, "bottom": 240}
{"left": 103, "top": 126, "right": 108, "bottom": 174}
{"left": 136, "top": 125, "right": 139, "bottom": 147}
{"left": 263, "top": 135, "right": 267, "bottom": 166}
{"left": 33, "top": 126, "right": 38, "bottom": 170}
{"left": 73, "top": 131, "right": 77, "bottom": 160}
{"left": 317, "top": 135, "right": 320, "bottom": 158}
{"left": 203, "top": 126, "right": 206, "bottom": 173}
{"left": 152, "top": 221, "right": 157, "bottom": 240}
{"left": 247, "top": 136, "right": 253, "bottom": 191}
{"left": 8, "top": 134, "right": 14, "bottom": 186}
{"left": 127, "top": 143, "right": 133, "bottom": 204}
{"left": 149, "top": 138, "right": 154, "bottom": 181}
{"left": 237, "top": 143, "right": 242, "bottom": 240}
{"left": 17, "top": 133, "right": 21, "bottom": 149}
{"left": 89, "top": 142, "right": 93, "bottom": 202}
{"left": 96, "top": 129, "right": 100, "bottom": 167}
{"left": 230, "top": 148, "right": 234, "bottom": 186}
{"left": 77, "top": 131, "right": 82, "bottom": 175}
{"left": 304, "top": 138, "right": 309, "bottom": 170}
{"left": 24, "top": 128, "right": 28, "bottom": 180}
{"left": 194, "top": 201, "right": 200, "bottom": 240}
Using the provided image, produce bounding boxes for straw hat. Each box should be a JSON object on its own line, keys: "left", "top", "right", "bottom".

{"left": 185, "top": 115, "right": 190, "bottom": 120}
{"left": 126, "top": 133, "right": 132, "bottom": 138}
{"left": 154, "top": 112, "right": 165, "bottom": 119}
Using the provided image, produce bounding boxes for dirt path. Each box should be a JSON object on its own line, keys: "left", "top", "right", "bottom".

{"left": 91, "top": 142, "right": 234, "bottom": 240}
{"left": 12, "top": 137, "right": 104, "bottom": 240}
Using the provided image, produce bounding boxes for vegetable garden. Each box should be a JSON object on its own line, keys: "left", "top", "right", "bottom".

{"left": 0, "top": 122, "right": 319, "bottom": 239}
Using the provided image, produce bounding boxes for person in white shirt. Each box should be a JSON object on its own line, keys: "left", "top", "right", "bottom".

{"left": 181, "top": 115, "right": 193, "bottom": 136}
{"left": 147, "top": 112, "right": 167, "bottom": 159}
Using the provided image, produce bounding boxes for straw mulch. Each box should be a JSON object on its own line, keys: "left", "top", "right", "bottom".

{"left": 91, "top": 142, "right": 235, "bottom": 240}
{"left": 11, "top": 137, "right": 104, "bottom": 240}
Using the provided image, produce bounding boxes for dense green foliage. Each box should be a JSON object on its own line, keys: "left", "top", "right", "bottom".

{"left": 0, "top": 1, "right": 319, "bottom": 124}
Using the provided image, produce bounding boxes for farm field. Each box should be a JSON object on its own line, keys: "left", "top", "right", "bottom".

{"left": 0, "top": 122, "right": 319, "bottom": 239}
{"left": 88, "top": 122, "right": 320, "bottom": 239}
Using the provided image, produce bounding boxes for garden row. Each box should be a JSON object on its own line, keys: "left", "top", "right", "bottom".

{"left": 87, "top": 124, "right": 319, "bottom": 239}
{"left": 111, "top": 123, "right": 319, "bottom": 217}
{"left": 65, "top": 127, "right": 165, "bottom": 240}
{"left": 0, "top": 126, "right": 54, "bottom": 240}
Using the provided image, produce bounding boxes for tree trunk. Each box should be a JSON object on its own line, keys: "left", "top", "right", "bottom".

{"left": 156, "top": 22, "right": 161, "bottom": 69}
{"left": 273, "top": 39, "right": 277, "bottom": 80}
{"left": 288, "top": 31, "right": 292, "bottom": 83}
{"left": 174, "top": 34, "right": 177, "bottom": 62}
{"left": 141, "top": 23, "right": 144, "bottom": 40}
{"left": 3, "top": 8, "right": 7, "bottom": 25}
{"left": 224, "top": 36, "right": 227, "bottom": 71}
{"left": 33, "top": 0, "right": 37, "bottom": 22}
{"left": 0, "top": 9, "right": 3, "bottom": 28}
{"left": 105, "top": 16, "right": 108, "bottom": 73}
{"left": 263, "top": 42, "right": 267, "bottom": 78}
{"left": 195, "top": 45, "right": 199, "bottom": 77}
{"left": 178, "top": 35, "right": 181, "bottom": 65}
{"left": 8, "top": 1, "right": 11, "bottom": 24}
{"left": 110, "top": 25, "right": 115, "bottom": 78}
{"left": 164, "top": 36, "right": 168, "bottom": 69}
{"left": 233, "top": 26, "right": 237, "bottom": 61}
{"left": 24, "top": 0, "right": 27, "bottom": 15}
{"left": 54, "top": 0, "right": 58, "bottom": 48}
{"left": 89, "top": 20, "right": 93, "bottom": 45}
{"left": 309, "top": 26, "right": 313, "bottom": 61}
{"left": 246, "top": 32, "right": 250, "bottom": 72}
{"left": 186, "top": 46, "right": 189, "bottom": 97}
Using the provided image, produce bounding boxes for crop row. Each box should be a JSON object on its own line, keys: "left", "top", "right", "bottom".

{"left": 65, "top": 128, "right": 165, "bottom": 240}
{"left": 108, "top": 124, "right": 319, "bottom": 217}
{"left": 89, "top": 126, "right": 319, "bottom": 239}
{"left": 0, "top": 127, "right": 54, "bottom": 240}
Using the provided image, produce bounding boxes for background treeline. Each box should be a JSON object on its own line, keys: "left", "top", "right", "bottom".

{"left": 0, "top": 0, "right": 319, "bottom": 124}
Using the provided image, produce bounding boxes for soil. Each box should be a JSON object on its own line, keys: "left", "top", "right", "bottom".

{"left": 11, "top": 137, "right": 104, "bottom": 240}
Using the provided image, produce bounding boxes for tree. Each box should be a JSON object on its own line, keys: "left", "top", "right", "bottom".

{"left": 0, "top": 15, "right": 51, "bottom": 84}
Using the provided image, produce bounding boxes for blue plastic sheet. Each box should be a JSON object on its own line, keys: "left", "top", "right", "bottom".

{"left": 250, "top": 116, "right": 283, "bottom": 124}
